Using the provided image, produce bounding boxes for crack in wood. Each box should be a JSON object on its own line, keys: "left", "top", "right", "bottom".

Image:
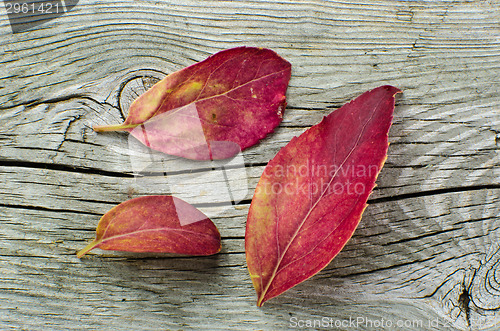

{"left": 56, "top": 114, "right": 81, "bottom": 151}
{"left": 337, "top": 256, "right": 436, "bottom": 278}
{"left": 0, "top": 94, "right": 98, "bottom": 111}
{"left": 0, "top": 160, "right": 135, "bottom": 178}
{"left": 0, "top": 203, "right": 101, "bottom": 216}
{"left": 380, "top": 228, "right": 456, "bottom": 246}
{"left": 370, "top": 185, "right": 500, "bottom": 204}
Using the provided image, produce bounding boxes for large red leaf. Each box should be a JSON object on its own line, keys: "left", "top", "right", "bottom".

{"left": 245, "top": 85, "right": 401, "bottom": 306}
{"left": 77, "top": 195, "right": 221, "bottom": 258}
{"left": 94, "top": 47, "right": 291, "bottom": 160}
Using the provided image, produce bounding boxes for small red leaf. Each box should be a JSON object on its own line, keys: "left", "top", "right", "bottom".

{"left": 77, "top": 196, "right": 221, "bottom": 258}
{"left": 94, "top": 47, "right": 291, "bottom": 160}
{"left": 245, "top": 85, "right": 401, "bottom": 306}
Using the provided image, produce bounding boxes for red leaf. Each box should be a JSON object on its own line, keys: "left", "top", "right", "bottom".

{"left": 245, "top": 85, "right": 401, "bottom": 306}
{"left": 77, "top": 196, "right": 221, "bottom": 258}
{"left": 94, "top": 47, "right": 291, "bottom": 160}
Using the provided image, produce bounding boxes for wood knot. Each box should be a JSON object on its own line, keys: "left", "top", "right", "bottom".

{"left": 117, "top": 70, "right": 166, "bottom": 118}
{"left": 470, "top": 246, "right": 500, "bottom": 311}
{"left": 429, "top": 246, "right": 500, "bottom": 329}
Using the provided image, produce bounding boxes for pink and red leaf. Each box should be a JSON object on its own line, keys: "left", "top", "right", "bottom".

{"left": 245, "top": 86, "right": 401, "bottom": 306}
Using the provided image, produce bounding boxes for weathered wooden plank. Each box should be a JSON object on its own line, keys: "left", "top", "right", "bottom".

{"left": 1, "top": 93, "right": 498, "bottom": 201}
{"left": 1, "top": 1, "right": 497, "bottom": 108}
{"left": 1, "top": 189, "right": 499, "bottom": 330}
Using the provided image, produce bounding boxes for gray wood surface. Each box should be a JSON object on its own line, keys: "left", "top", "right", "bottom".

{"left": 1, "top": 0, "right": 499, "bottom": 330}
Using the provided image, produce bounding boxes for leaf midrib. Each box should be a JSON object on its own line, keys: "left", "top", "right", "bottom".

{"left": 259, "top": 97, "right": 384, "bottom": 303}
{"left": 149, "top": 55, "right": 289, "bottom": 122}
{"left": 99, "top": 226, "right": 214, "bottom": 244}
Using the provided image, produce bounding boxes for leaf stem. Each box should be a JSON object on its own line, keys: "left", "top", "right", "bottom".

{"left": 93, "top": 124, "right": 139, "bottom": 132}
{"left": 76, "top": 240, "right": 100, "bottom": 258}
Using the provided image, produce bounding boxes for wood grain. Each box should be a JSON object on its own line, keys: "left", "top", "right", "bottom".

{"left": 1, "top": 0, "right": 499, "bottom": 330}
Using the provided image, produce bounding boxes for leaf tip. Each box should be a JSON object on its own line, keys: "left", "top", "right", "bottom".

{"left": 256, "top": 296, "right": 265, "bottom": 307}
{"left": 380, "top": 84, "right": 401, "bottom": 93}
